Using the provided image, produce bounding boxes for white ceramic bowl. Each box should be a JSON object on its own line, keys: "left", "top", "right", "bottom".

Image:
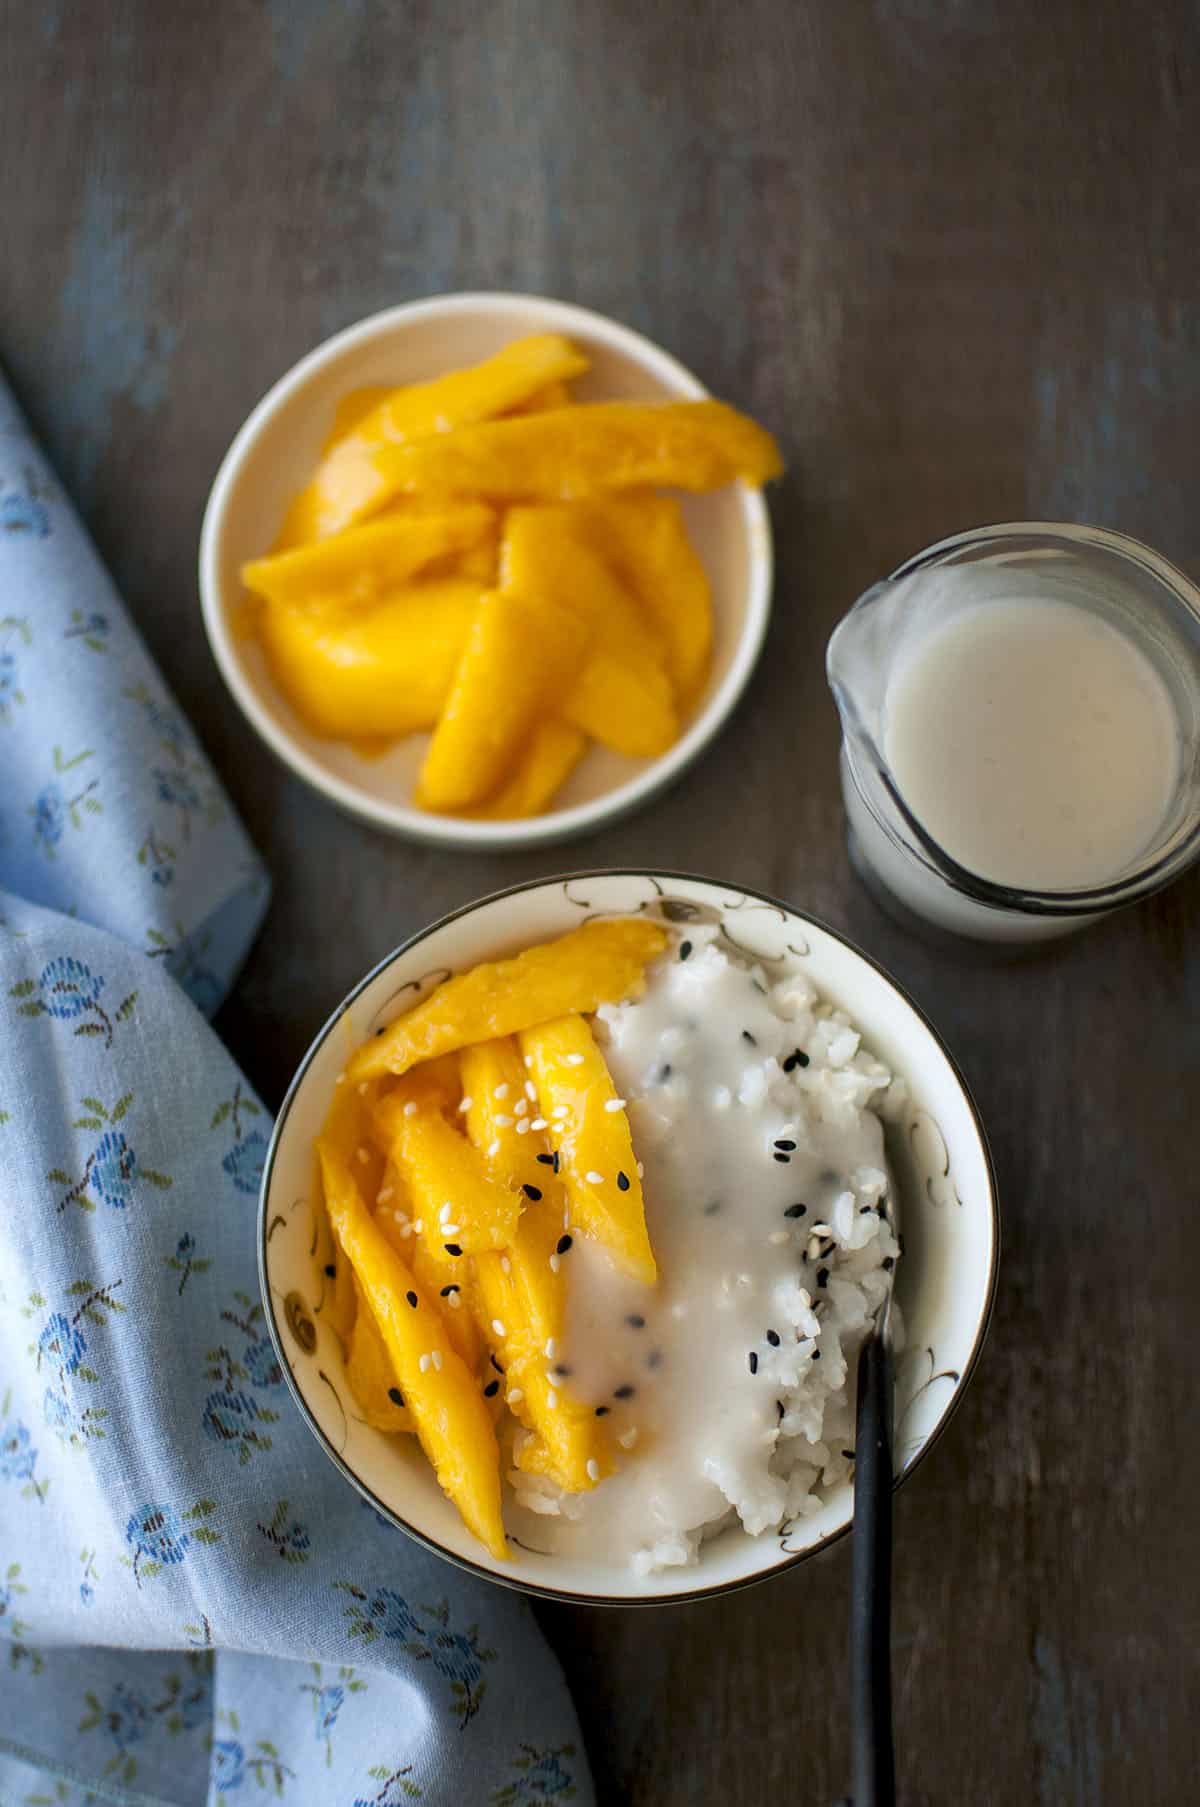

{"left": 199, "top": 294, "right": 773, "bottom": 849}
{"left": 259, "top": 871, "right": 999, "bottom": 1606}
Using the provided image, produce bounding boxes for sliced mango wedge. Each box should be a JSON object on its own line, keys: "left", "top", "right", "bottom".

{"left": 318, "top": 1140, "right": 509, "bottom": 1561}
{"left": 500, "top": 506, "right": 668, "bottom": 675}
{"left": 374, "top": 1090, "right": 522, "bottom": 1256}
{"left": 520, "top": 1014, "right": 657, "bottom": 1286}
{"left": 462, "top": 720, "right": 587, "bottom": 820}
{"left": 370, "top": 399, "right": 783, "bottom": 505}
{"left": 416, "top": 590, "right": 588, "bottom": 812}
{"left": 323, "top": 385, "right": 391, "bottom": 452}
{"left": 242, "top": 507, "right": 494, "bottom": 613}
{"left": 279, "top": 334, "right": 590, "bottom": 545}
{"left": 576, "top": 495, "right": 713, "bottom": 702}
{"left": 509, "top": 380, "right": 574, "bottom": 414}
{"left": 258, "top": 579, "right": 483, "bottom": 741}
{"left": 345, "top": 1276, "right": 415, "bottom": 1433}
{"left": 564, "top": 648, "right": 678, "bottom": 758}
{"left": 349, "top": 918, "right": 668, "bottom": 1082}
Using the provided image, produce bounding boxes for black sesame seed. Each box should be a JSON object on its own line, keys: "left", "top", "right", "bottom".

{"left": 490, "top": 1354, "right": 504, "bottom": 1374}
{"left": 784, "top": 1203, "right": 807, "bottom": 1218}
{"left": 679, "top": 939, "right": 693, "bottom": 961}
{"left": 614, "top": 1384, "right": 635, "bottom": 1400}
{"left": 324, "top": 1263, "right": 336, "bottom": 1278}
{"left": 748, "top": 1350, "right": 759, "bottom": 1374}
{"left": 387, "top": 1386, "right": 404, "bottom": 1407}
{"left": 439, "top": 1284, "right": 459, "bottom": 1298}
{"left": 616, "top": 1171, "right": 630, "bottom": 1192}
{"left": 555, "top": 1364, "right": 572, "bottom": 1378}
{"left": 552, "top": 1151, "right": 561, "bottom": 1174}
{"left": 375, "top": 1027, "right": 385, "bottom": 1036}
{"left": 536, "top": 1153, "right": 555, "bottom": 1167}
{"left": 405, "top": 1290, "right": 418, "bottom": 1308}
{"left": 817, "top": 1267, "right": 830, "bottom": 1288}
{"left": 556, "top": 1233, "right": 573, "bottom": 1255}
{"left": 595, "top": 1405, "right": 609, "bottom": 1417}
{"left": 774, "top": 1139, "right": 797, "bottom": 1152}
{"left": 776, "top": 1399, "right": 785, "bottom": 1420}
{"left": 773, "top": 1152, "right": 791, "bottom": 1165}
{"left": 742, "top": 1030, "right": 757, "bottom": 1046}
{"left": 883, "top": 1256, "right": 895, "bottom": 1271}
{"left": 812, "top": 1349, "right": 822, "bottom": 1361}
{"left": 444, "top": 1243, "right": 463, "bottom": 1257}
{"left": 522, "top": 1184, "right": 543, "bottom": 1201}
{"left": 842, "top": 1449, "right": 856, "bottom": 1461}
{"left": 783, "top": 1048, "right": 810, "bottom": 1072}
{"left": 703, "top": 1201, "right": 722, "bottom": 1216}
{"left": 484, "top": 1379, "right": 500, "bottom": 1398}
{"left": 860, "top": 1205, "right": 874, "bottom": 1215}
{"left": 647, "top": 1349, "right": 663, "bottom": 1369}
{"left": 766, "top": 1329, "right": 781, "bottom": 1347}
{"left": 626, "top": 1313, "right": 646, "bottom": 1329}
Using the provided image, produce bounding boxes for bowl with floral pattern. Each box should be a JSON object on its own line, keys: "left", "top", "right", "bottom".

{"left": 258, "top": 872, "right": 998, "bottom": 1605}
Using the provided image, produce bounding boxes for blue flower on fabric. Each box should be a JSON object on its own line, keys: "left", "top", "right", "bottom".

{"left": 32, "top": 783, "right": 65, "bottom": 850}
{"left": 429, "top": 1628, "right": 485, "bottom": 1690}
{"left": 177, "top": 1665, "right": 213, "bottom": 1729}
{"left": 313, "top": 1683, "right": 345, "bottom": 1741}
{"left": 38, "top": 1311, "right": 87, "bottom": 1375}
{"left": 0, "top": 1420, "right": 36, "bottom": 1480}
{"left": 153, "top": 766, "right": 200, "bottom": 811}
{"left": 243, "top": 1336, "right": 282, "bottom": 1389}
{"left": 125, "top": 1503, "right": 190, "bottom": 1567}
{"left": 36, "top": 954, "right": 104, "bottom": 1019}
{"left": 366, "top": 1587, "right": 425, "bottom": 1642}
{"left": 201, "top": 1389, "right": 261, "bottom": 1446}
{"left": 91, "top": 1131, "right": 139, "bottom": 1209}
{"left": 104, "top": 1680, "right": 150, "bottom": 1752}
{"left": 212, "top": 1740, "right": 245, "bottom": 1790}
{"left": 43, "top": 1388, "right": 73, "bottom": 1437}
{"left": 222, "top": 1130, "right": 267, "bottom": 1197}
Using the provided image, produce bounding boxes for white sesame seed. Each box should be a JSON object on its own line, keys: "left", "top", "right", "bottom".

{"left": 523, "top": 1054, "right": 533, "bottom": 1068}
{"left": 637, "top": 1162, "right": 645, "bottom": 1179}
{"left": 447, "top": 1292, "right": 461, "bottom": 1309}
{"left": 377, "top": 1186, "right": 394, "bottom": 1204}
{"left": 768, "top": 1229, "right": 791, "bottom": 1245}
{"left": 525, "top": 1080, "right": 537, "bottom": 1102}
{"left": 507, "top": 1387, "right": 524, "bottom": 1405}
{"left": 403, "top": 1100, "right": 418, "bottom": 1118}
{"left": 585, "top": 1171, "right": 605, "bottom": 1186}
{"left": 549, "top": 1253, "right": 561, "bottom": 1274}
{"left": 618, "top": 1427, "right": 639, "bottom": 1450}
{"left": 566, "top": 1052, "right": 585, "bottom": 1067}
{"left": 399, "top": 1223, "right": 412, "bottom": 1239}
{"left": 500, "top": 1256, "right": 511, "bottom": 1274}
{"left": 491, "top": 1319, "right": 506, "bottom": 1338}
{"left": 487, "top": 1139, "right": 501, "bottom": 1158}
{"left": 335, "top": 1073, "right": 346, "bottom": 1085}
{"left": 357, "top": 1082, "right": 369, "bottom": 1096}
{"left": 545, "top": 1338, "right": 557, "bottom": 1360}
{"left": 494, "top": 1115, "right": 514, "bottom": 1128}
{"left": 391, "top": 1208, "right": 407, "bottom": 1224}
{"left": 551, "top": 1105, "right": 569, "bottom": 1119}
{"left": 413, "top": 1219, "right": 423, "bottom": 1234}
{"left": 493, "top": 1083, "right": 510, "bottom": 1100}
{"left": 458, "top": 1096, "right": 473, "bottom": 1113}
{"left": 515, "top": 1099, "right": 528, "bottom": 1117}
{"left": 356, "top": 1147, "right": 369, "bottom": 1164}
{"left": 418, "top": 1353, "right": 431, "bottom": 1374}
{"left": 431, "top": 1349, "right": 443, "bottom": 1371}
{"left": 442, "top": 1223, "right": 461, "bottom": 1237}
{"left": 439, "top": 1203, "right": 452, "bottom": 1223}
{"left": 547, "top": 1389, "right": 558, "bottom": 1409}
{"left": 517, "top": 1118, "right": 532, "bottom": 1136}
{"left": 586, "top": 1457, "right": 600, "bottom": 1480}
{"left": 530, "top": 1117, "right": 548, "bottom": 1131}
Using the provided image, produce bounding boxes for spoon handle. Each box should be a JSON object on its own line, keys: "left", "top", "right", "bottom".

{"left": 850, "top": 1333, "right": 896, "bottom": 1807}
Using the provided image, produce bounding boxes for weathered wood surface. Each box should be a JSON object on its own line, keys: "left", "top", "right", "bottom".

{"left": 3, "top": 2, "right": 1198, "bottom": 1799}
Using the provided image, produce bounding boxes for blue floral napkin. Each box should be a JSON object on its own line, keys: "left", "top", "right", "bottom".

{"left": 0, "top": 372, "right": 591, "bottom": 1807}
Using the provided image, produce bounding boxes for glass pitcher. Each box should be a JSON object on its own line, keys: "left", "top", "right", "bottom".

{"left": 826, "top": 523, "right": 1200, "bottom": 943}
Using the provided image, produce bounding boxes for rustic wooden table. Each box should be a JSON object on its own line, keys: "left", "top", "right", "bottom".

{"left": 5, "top": 4, "right": 1198, "bottom": 1800}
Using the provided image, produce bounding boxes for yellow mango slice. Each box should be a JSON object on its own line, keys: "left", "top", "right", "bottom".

{"left": 370, "top": 399, "right": 783, "bottom": 505}
{"left": 349, "top": 917, "right": 668, "bottom": 1082}
{"left": 323, "top": 385, "right": 393, "bottom": 451}
{"left": 416, "top": 590, "right": 588, "bottom": 812}
{"left": 371, "top": 1152, "right": 483, "bottom": 1369}
{"left": 346, "top": 1277, "right": 415, "bottom": 1433}
{"left": 577, "top": 495, "right": 713, "bottom": 702}
{"left": 510, "top": 380, "right": 573, "bottom": 414}
{"left": 374, "top": 1091, "right": 521, "bottom": 1256}
{"left": 242, "top": 507, "right": 494, "bottom": 613}
{"left": 500, "top": 506, "right": 667, "bottom": 674}
{"left": 257, "top": 579, "right": 482, "bottom": 741}
{"left": 520, "top": 1015, "right": 657, "bottom": 1286}
{"left": 563, "top": 649, "right": 678, "bottom": 758}
{"left": 318, "top": 1140, "right": 508, "bottom": 1561}
{"left": 462, "top": 721, "right": 586, "bottom": 820}
{"left": 279, "top": 335, "right": 590, "bottom": 545}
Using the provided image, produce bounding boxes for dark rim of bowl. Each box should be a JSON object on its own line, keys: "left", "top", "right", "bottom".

{"left": 257, "top": 868, "right": 1001, "bottom": 1609}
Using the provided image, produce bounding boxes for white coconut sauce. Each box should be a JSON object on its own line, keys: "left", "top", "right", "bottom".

{"left": 507, "top": 929, "right": 904, "bottom": 1573}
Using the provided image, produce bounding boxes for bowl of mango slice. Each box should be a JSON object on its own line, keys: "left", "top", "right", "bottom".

{"left": 200, "top": 294, "right": 781, "bottom": 846}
